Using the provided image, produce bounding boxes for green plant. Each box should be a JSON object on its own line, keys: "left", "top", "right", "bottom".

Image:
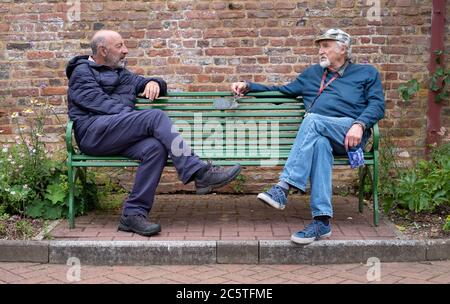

{"left": 429, "top": 50, "right": 449, "bottom": 103}
{"left": 384, "top": 143, "right": 450, "bottom": 213}
{"left": 398, "top": 49, "right": 449, "bottom": 103}
{"left": 15, "top": 219, "right": 33, "bottom": 239}
{"left": 233, "top": 174, "right": 246, "bottom": 193}
{"left": 0, "top": 99, "right": 98, "bottom": 219}
{"left": 443, "top": 215, "right": 450, "bottom": 232}
{"left": 41, "top": 220, "right": 54, "bottom": 240}
{"left": 398, "top": 79, "right": 420, "bottom": 102}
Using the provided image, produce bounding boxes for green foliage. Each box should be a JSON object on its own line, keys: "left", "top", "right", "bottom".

{"left": 398, "top": 79, "right": 419, "bottom": 103}
{"left": 443, "top": 215, "right": 450, "bottom": 232}
{"left": 233, "top": 174, "right": 246, "bottom": 193}
{"left": 0, "top": 99, "right": 98, "bottom": 220}
{"left": 382, "top": 142, "right": 450, "bottom": 214}
{"left": 398, "top": 49, "right": 449, "bottom": 103}
{"left": 15, "top": 219, "right": 33, "bottom": 239}
{"left": 429, "top": 50, "right": 449, "bottom": 103}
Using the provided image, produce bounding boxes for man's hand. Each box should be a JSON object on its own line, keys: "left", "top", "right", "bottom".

{"left": 344, "top": 124, "right": 364, "bottom": 151}
{"left": 231, "top": 81, "right": 249, "bottom": 96}
{"left": 143, "top": 81, "right": 160, "bottom": 100}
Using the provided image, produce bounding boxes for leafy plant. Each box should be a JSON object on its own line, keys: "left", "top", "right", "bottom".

{"left": 15, "top": 219, "right": 33, "bottom": 239}
{"left": 398, "top": 49, "right": 449, "bottom": 103}
{"left": 0, "top": 98, "right": 98, "bottom": 220}
{"left": 429, "top": 50, "right": 449, "bottom": 103}
{"left": 398, "top": 79, "right": 420, "bottom": 103}
{"left": 443, "top": 215, "right": 450, "bottom": 232}
{"left": 233, "top": 174, "right": 246, "bottom": 193}
{"left": 384, "top": 142, "right": 450, "bottom": 213}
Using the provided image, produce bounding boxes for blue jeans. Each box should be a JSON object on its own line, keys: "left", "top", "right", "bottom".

{"left": 280, "top": 113, "right": 362, "bottom": 218}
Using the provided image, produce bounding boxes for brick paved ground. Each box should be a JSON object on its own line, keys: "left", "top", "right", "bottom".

{"left": 0, "top": 260, "right": 449, "bottom": 284}
{"left": 50, "top": 195, "right": 401, "bottom": 241}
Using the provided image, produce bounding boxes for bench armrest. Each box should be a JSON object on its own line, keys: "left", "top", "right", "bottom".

{"left": 372, "top": 122, "right": 380, "bottom": 152}
{"left": 66, "top": 120, "right": 75, "bottom": 154}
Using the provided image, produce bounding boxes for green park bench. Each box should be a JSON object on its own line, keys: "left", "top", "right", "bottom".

{"left": 66, "top": 91, "right": 380, "bottom": 228}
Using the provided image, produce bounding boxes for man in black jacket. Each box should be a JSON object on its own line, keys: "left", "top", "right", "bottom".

{"left": 66, "top": 30, "right": 241, "bottom": 236}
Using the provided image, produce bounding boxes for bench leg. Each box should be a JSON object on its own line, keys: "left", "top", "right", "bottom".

{"left": 68, "top": 165, "right": 75, "bottom": 229}
{"left": 372, "top": 152, "right": 380, "bottom": 227}
{"left": 80, "top": 167, "right": 87, "bottom": 202}
{"left": 358, "top": 166, "right": 368, "bottom": 213}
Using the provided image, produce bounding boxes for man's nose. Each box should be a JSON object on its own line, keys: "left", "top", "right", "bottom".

{"left": 122, "top": 46, "right": 128, "bottom": 54}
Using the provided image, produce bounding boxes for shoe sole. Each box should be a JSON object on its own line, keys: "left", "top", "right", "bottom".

{"left": 257, "top": 192, "right": 286, "bottom": 210}
{"left": 290, "top": 231, "right": 332, "bottom": 244}
{"left": 196, "top": 165, "right": 242, "bottom": 195}
{"left": 117, "top": 223, "right": 161, "bottom": 237}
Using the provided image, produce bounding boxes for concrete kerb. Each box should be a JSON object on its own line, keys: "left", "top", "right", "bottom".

{"left": 0, "top": 239, "right": 448, "bottom": 265}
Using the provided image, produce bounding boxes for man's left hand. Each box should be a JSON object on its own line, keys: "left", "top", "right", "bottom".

{"left": 344, "top": 124, "right": 364, "bottom": 151}
{"left": 143, "top": 81, "right": 160, "bottom": 100}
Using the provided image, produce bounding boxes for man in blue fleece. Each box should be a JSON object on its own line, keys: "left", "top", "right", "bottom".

{"left": 231, "top": 29, "right": 385, "bottom": 244}
{"left": 67, "top": 30, "right": 241, "bottom": 237}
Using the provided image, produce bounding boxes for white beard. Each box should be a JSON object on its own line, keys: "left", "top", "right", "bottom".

{"left": 319, "top": 58, "right": 331, "bottom": 68}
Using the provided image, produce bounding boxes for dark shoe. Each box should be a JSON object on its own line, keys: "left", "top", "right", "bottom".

{"left": 118, "top": 214, "right": 161, "bottom": 237}
{"left": 194, "top": 161, "right": 241, "bottom": 195}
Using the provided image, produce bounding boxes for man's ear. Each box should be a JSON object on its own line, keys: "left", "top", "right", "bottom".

{"left": 99, "top": 45, "right": 108, "bottom": 58}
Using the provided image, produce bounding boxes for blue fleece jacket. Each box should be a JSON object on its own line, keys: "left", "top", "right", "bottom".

{"left": 247, "top": 63, "right": 385, "bottom": 129}
{"left": 66, "top": 55, "right": 167, "bottom": 138}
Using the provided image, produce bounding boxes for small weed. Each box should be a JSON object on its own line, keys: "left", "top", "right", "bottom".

{"left": 15, "top": 219, "right": 33, "bottom": 239}
{"left": 233, "top": 174, "right": 246, "bottom": 193}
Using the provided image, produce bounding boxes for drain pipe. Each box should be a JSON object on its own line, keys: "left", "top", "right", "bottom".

{"left": 425, "top": 0, "right": 446, "bottom": 155}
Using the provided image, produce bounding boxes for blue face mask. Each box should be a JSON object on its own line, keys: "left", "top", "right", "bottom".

{"left": 347, "top": 147, "right": 365, "bottom": 169}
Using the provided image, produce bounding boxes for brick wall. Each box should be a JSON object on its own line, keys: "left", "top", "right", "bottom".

{"left": 0, "top": 0, "right": 448, "bottom": 194}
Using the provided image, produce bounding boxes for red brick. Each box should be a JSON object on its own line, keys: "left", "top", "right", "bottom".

{"left": 205, "top": 48, "right": 235, "bottom": 56}
{"left": 175, "top": 66, "right": 203, "bottom": 75}
{"left": 204, "top": 30, "right": 231, "bottom": 39}
{"left": 260, "top": 28, "right": 290, "bottom": 37}
{"left": 265, "top": 65, "right": 293, "bottom": 74}
{"left": 185, "top": 11, "right": 216, "bottom": 19}
{"left": 235, "top": 48, "right": 263, "bottom": 56}
{"left": 11, "top": 88, "right": 39, "bottom": 97}
{"left": 41, "top": 87, "right": 67, "bottom": 96}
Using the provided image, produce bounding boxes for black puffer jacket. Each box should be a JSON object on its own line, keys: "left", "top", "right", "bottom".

{"left": 66, "top": 55, "right": 167, "bottom": 137}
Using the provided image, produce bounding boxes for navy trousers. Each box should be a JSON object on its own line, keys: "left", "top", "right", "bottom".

{"left": 76, "top": 109, "right": 206, "bottom": 216}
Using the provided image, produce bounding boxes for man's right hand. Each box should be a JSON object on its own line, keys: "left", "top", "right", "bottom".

{"left": 231, "top": 81, "right": 249, "bottom": 96}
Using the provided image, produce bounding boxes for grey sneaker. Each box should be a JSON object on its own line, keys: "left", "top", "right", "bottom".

{"left": 118, "top": 214, "right": 161, "bottom": 237}
{"left": 195, "top": 161, "right": 241, "bottom": 195}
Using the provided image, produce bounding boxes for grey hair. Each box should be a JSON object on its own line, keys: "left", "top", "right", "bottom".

{"left": 336, "top": 41, "right": 352, "bottom": 61}
{"left": 90, "top": 35, "right": 107, "bottom": 55}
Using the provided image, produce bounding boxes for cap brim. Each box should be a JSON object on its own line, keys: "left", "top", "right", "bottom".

{"left": 314, "top": 37, "right": 340, "bottom": 44}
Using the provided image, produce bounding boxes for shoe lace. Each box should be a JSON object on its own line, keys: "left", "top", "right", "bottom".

{"left": 205, "top": 160, "right": 224, "bottom": 173}
{"left": 269, "top": 186, "right": 286, "bottom": 201}
{"left": 303, "top": 220, "right": 321, "bottom": 240}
